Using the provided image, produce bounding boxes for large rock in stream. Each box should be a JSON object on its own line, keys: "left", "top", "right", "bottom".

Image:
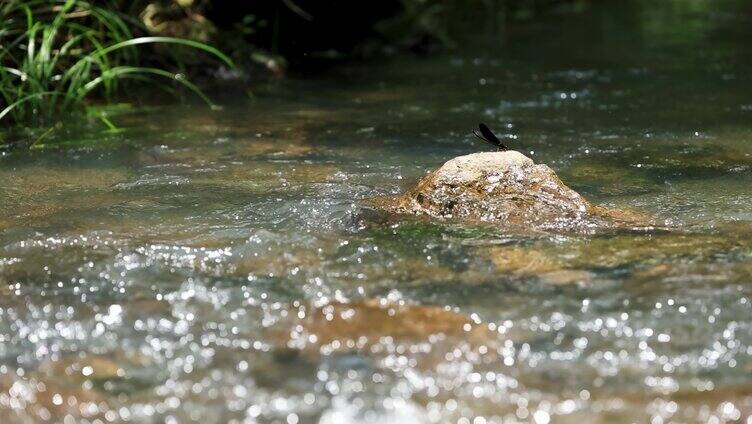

{"left": 368, "top": 151, "right": 652, "bottom": 233}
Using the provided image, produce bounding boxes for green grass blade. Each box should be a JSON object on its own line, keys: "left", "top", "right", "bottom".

{"left": 78, "top": 66, "right": 217, "bottom": 107}
{"left": 96, "top": 36, "right": 235, "bottom": 68}
{"left": 0, "top": 91, "right": 57, "bottom": 122}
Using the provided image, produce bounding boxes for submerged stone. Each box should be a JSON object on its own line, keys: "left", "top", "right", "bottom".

{"left": 487, "top": 246, "right": 595, "bottom": 285}
{"left": 272, "top": 299, "right": 493, "bottom": 351}
{"left": 369, "top": 151, "right": 652, "bottom": 233}
{"left": 488, "top": 246, "right": 563, "bottom": 276}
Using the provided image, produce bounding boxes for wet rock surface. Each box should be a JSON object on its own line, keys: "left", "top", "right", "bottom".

{"left": 369, "top": 151, "right": 653, "bottom": 233}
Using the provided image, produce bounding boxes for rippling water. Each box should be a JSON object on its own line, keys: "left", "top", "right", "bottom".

{"left": 3, "top": 1, "right": 752, "bottom": 423}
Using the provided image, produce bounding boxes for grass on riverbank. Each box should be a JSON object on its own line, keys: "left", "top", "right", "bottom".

{"left": 0, "top": 0, "right": 232, "bottom": 137}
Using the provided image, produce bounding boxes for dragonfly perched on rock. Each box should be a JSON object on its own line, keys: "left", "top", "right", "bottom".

{"left": 472, "top": 122, "right": 509, "bottom": 151}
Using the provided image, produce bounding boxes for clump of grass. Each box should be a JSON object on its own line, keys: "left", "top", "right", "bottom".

{"left": 0, "top": 0, "right": 233, "bottom": 133}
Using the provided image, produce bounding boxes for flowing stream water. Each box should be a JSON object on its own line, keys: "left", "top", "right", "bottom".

{"left": 2, "top": 1, "right": 752, "bottom": 422}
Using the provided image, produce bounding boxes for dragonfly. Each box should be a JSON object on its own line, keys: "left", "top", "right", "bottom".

{"left": 472, "top": 122, "right": 509, "bottom": 151}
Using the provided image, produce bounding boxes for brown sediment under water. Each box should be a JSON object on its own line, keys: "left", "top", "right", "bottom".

{"left": 3, "top": 1, "right": 752, "bottom": 422}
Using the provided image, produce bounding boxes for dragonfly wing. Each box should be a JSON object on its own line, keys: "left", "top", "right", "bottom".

{"left": 478, "top": 123, "right": 508, "bottom": 150}
{"left": 478, "top": 123, "right": 502, "bottom": 147}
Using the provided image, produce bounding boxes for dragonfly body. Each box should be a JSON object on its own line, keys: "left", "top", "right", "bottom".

{"left": 472, "top": 122, "right": 509, "bottom": 151}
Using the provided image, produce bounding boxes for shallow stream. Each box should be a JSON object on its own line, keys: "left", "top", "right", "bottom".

{"left": 2, "top": 1, "right": 752, "bottom": 422}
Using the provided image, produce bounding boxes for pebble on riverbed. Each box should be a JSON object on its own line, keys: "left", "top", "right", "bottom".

{"left": 368, "top": 151, "right": 653, "bottom": 233}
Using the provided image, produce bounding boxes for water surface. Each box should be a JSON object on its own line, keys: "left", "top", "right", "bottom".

{"left": 2, "top": 1, "right": 752, "bottom": 422}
